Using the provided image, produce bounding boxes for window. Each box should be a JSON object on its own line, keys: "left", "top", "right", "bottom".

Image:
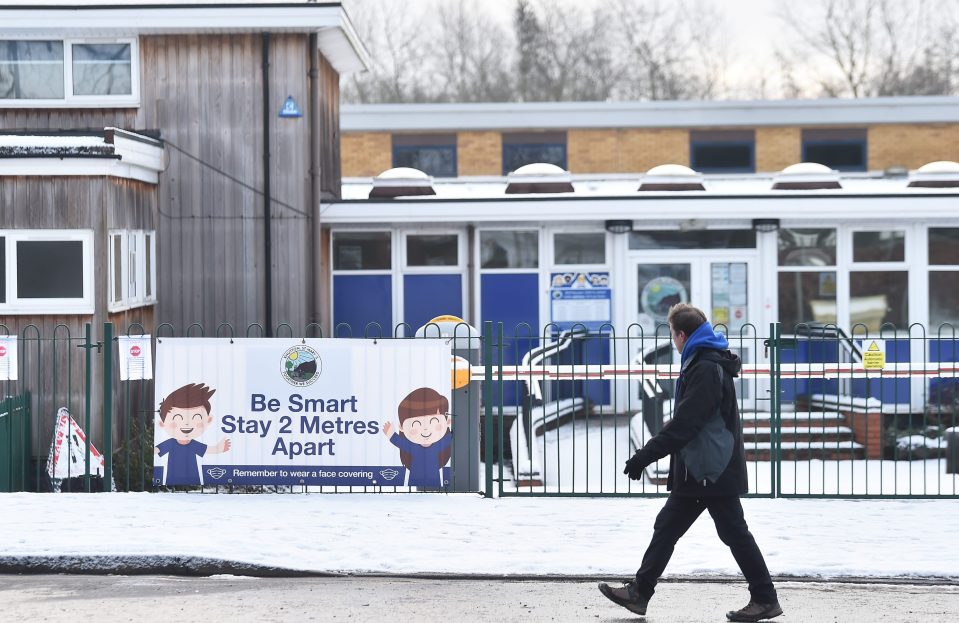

{"left": 332, "top": 232, "right": 391, "bottom": 270}
{"left": 0, "top": 230, "right": 94, "bottom": 314}
{"left": 928, "top": 228, "right": 959, "bottom": 328}
{"left": 802, "top": 128, "right": 866, "bottom": 172}
{"left": 502, "top": 132, "right": 566, "bottom": 174}
{"left": 554, "top": 232, "right": 606, "bottom": 265}
{"left": 108, "top": 230, "right": 157, "bottom": 312}
{"left": 690, "top": 130, "right": 755, "bottom": 173}
{"left": 406, "top": 234, "right": 458, "bottom": 267}
{"left": 777, "top": 228, "right": 837, "bottom": 329}
{"left": 849, "top": 229, "right": 907, "bottom": 330}
{"left": 629, "top": 229, "right": 756, "bottom": 250}
{"left": 0, "top": 39, "right": 137, "bottom": 106}
{"left": 480, "top": 231, "right": 538, "bottom": 269}
{"left": 392, "top": 134, "right": 456, "bottom": 178}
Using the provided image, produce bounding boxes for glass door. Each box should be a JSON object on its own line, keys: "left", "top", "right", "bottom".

{"left": 630, "top": 254, "right": 760, "bottom": 412}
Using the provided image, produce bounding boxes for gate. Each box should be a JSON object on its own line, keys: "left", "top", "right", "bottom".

{"left": 481, "top": 322, "right": 959, "bottom": 499}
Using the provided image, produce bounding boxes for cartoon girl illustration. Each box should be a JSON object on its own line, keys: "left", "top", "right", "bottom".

{"left": 382, "top": 387, "right": 453, "bottom": 488}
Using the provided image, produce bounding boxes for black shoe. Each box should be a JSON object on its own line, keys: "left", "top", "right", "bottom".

{"left": 726, "top": 599, "right": 783, "bottom": 622}
{"left": 598, "top": 581, "right": 649, "bottom": 616}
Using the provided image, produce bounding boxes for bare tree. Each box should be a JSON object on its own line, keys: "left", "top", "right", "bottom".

{"left": 513, "top": 0, "right": 618, "bottom": 102}
{"left": 341, "top": 0, "right": 438, "bottom": 103}
{"left": 609, "top": 0, "right": 729, "bottom": 100}
{"left": 434, "top": 0, "right": 514, "bottom": 102}
{"left": 776, "top": 0, "right": 958, "bottom": 97}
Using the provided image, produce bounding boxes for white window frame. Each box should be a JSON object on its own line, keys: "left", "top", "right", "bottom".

{"left": 0, "top": 229, "right": 94, "bottom": 315}
{"left": 0, "top": 37, "right": 139, "bottom": 108}
{"left": 108, "top": 229, "right": 157, "bottom": 312}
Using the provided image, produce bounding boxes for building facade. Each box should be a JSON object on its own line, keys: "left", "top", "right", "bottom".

{"left": 341, "top": 98, "right": 959, "bottom": 178}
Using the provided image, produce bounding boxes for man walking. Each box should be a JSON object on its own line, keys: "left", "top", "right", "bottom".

{"left": 599, "top": 303, "right": 783, "bottom": 622}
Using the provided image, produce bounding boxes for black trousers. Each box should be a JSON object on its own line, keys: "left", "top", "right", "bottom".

{"left": 635, "top": 494, "right": 777, "bottom": 604}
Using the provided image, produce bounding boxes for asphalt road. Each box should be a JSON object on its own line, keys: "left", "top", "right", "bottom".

{"left": 1, "top": 575, "right": 957, "bottom": 622}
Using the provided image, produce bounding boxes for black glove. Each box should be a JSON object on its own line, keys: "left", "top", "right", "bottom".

{"left": 623, "top": 451, "right": 647, "bottom": 480}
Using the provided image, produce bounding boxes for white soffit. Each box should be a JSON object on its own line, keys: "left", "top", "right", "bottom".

{"left": 0, "top": 2, "right": 370, "bottom": 74}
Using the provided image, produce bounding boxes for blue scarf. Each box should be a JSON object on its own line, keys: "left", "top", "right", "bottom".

{"left": 675, "top": 321, "right": 728, "bottom": 399}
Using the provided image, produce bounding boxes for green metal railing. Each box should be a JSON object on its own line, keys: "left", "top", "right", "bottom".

{"left": 2, "top": 320, "right": 958, "bottom": 498}
{"left": 0, "top": 392, "right": 31, "bottom": 492}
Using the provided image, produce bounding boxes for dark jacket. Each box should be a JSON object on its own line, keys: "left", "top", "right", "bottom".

{"left": 633, "top": 332, "right": 748, "bottom": 497}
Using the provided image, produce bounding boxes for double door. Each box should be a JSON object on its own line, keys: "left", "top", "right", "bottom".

{"left": 629, "top": 252, "right": 762, "bottom": 410}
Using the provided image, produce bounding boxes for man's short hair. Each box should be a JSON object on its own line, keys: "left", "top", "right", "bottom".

{"left": 667, "top": 303, "right": 707, "bottom": 336}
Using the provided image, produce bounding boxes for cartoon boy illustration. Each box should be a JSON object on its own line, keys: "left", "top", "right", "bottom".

{"left": 382, "top": 387, "right": 453, "bottom": 488}
{"left": 155, "top": 382, "right": 231, "bottom": 485}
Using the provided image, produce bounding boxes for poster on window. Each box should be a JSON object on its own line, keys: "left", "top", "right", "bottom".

{"left": 153, "top": 338, "right": 451, "bottom": 488}
{"left": 549, "top": 272, "right": 612, "bottom": 332}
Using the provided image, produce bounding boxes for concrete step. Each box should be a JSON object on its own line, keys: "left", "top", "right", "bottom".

{"left": 745, "top": 440, "right": 865, "bottom": 461}
{"left": 742, "top": 411, "right": 848, "bottom": 428}
{"left": 742, "top": 426, "right": 855, "bottom": 444}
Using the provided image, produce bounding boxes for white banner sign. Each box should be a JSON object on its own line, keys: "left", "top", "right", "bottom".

{"left": 0, "top": 336, "right": 17, "bottom": 380}
{"left": 118, "top": 335, "right": 153, "bottom": 381}
{"left": 154, "top": 338, "right": 451, "bottom": 487}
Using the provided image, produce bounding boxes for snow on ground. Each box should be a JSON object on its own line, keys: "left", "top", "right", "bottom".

{"left": 1, "top": 492, "right": 957, "bottom": 579}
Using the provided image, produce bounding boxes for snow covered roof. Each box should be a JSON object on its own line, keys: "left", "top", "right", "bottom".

{"left": 342, "top": 171, "right": 957, "bottom": 201}
{"left": 0, "top": 1, "right": 369, "bottom": 74}
{"left": 329, "top": 171, "right": 959, "bottom": 225}
{"left": 342, "top": 96, "right": 959, "bottom": 132}
{"left": 0, "top": 129, "right": 166, "bottom": 183}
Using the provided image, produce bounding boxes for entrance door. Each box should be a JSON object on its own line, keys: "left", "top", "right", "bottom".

{"left": 629, "top": 253, "right": 761, "bottom": 410}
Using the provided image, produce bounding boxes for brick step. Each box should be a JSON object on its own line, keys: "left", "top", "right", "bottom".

{"left": 741, "top": 411, "right": 848, "bottom": 428}
{"left": 745, "top": 441, "right": 865, "bottom": 461}
{"left": 742, "top": 426, "right": 855, "bottom": 444}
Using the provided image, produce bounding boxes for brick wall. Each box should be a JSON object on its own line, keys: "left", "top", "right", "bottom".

{"left": 846, "top": 411, "right": 884, "bottom": 460}
{"left": 457, "top": 131, "right": 502, "bottom": 175}
{"left": 341, "top": 132, "right": 391, "bottom": 177}
{"left": 756, "top": 127, "right": 801, "bottom": 172}
{"left": 569, "top": 128, "right": 689, "bottom": 173}
{"left": 869, "top": 124, "right": 959, "bottom": 170}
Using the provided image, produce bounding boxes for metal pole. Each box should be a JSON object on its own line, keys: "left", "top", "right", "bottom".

{"left": 103, "top": 322, "right": 114, "bottom": 491}
{"left": 483, "top": 321, "right": 494, "bottom": 498}
{"left": 769, "top": 322, "right": 782, "bottom": 498}
{"left": 84, "top": 323, "right": 92, "bottom": 492}
{"left": 261, "top": 32, "right": 274, "bottom": 336}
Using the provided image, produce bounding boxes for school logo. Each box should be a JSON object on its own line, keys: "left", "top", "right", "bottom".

{"left": 281, "top": 345, "right": 321, "bottom": 387}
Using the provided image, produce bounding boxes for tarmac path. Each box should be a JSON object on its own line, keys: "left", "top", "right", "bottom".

{"left": 1, "top": 574, "right": 957, "bottom": 622}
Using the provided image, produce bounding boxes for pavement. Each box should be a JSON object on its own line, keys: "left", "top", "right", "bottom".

{"left": 2, "top": 574, "right": 959, "bottom": 622}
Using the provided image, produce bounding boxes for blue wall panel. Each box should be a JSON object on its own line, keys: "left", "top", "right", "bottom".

{"left": 403, "top": 274, "right": 463, "bottom": 334}
{"left": 481, "top": 273, "right": 540, "bottom": 405}
{"left": 333, "top": 274, "right": 392, "bottom": 337}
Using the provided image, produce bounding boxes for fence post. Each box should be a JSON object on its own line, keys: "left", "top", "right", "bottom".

{"left": 768, "top": 322, "right": 782, "bottom": 498}
{"left": 84, "top": 323, "right": 93, "bottom": 492}
{"left": 483, "top": 321, "right": 494, "bottom": 498}
{"left": 102, "top": 322, "right": 114, "bottom": 491}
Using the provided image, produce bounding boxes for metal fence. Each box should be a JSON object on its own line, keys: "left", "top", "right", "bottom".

{"left": 483, "top": 321, "right": 959, "bottom": 499}
{"left": 2, "top": 320, "right": 958, "bottom": 498}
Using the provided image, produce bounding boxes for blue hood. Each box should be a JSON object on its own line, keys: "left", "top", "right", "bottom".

{"left": 675, "top": 322, "right": 729, "bottom": 398}
{"left": 681, "top": 321, "right": 729, "bottom": 366}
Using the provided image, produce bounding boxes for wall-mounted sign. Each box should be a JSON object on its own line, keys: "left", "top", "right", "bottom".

{"left": 0, "top": 336, "right": 17, "bottom": 380}
{"left": 549, "top": 271, "right": 611, "bottom": 331}
{"left": 118, "top": 335, "right": 152, "bottom": 381}
{"left": 279, "top": 95, "right": 302, "bottom": 118}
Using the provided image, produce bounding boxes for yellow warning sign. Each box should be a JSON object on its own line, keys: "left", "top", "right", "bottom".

{"left": 862, "top": 340, "right": 885, "bottom": 370}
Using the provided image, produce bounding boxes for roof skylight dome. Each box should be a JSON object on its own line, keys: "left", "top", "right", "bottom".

{"left": 907, "top": 161, "right": 959, "bottom": 188}
{"left": 369, "top": 167, "right": 436, "bottom": 198}
{"left": 771, "top": 162, "right": 842, "bottom": 190}
{"left": 505, "top": 162, "right": 574, "bottom": 194}
{"left": 638, "top": 164, "right": 705, "bottom": 191}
